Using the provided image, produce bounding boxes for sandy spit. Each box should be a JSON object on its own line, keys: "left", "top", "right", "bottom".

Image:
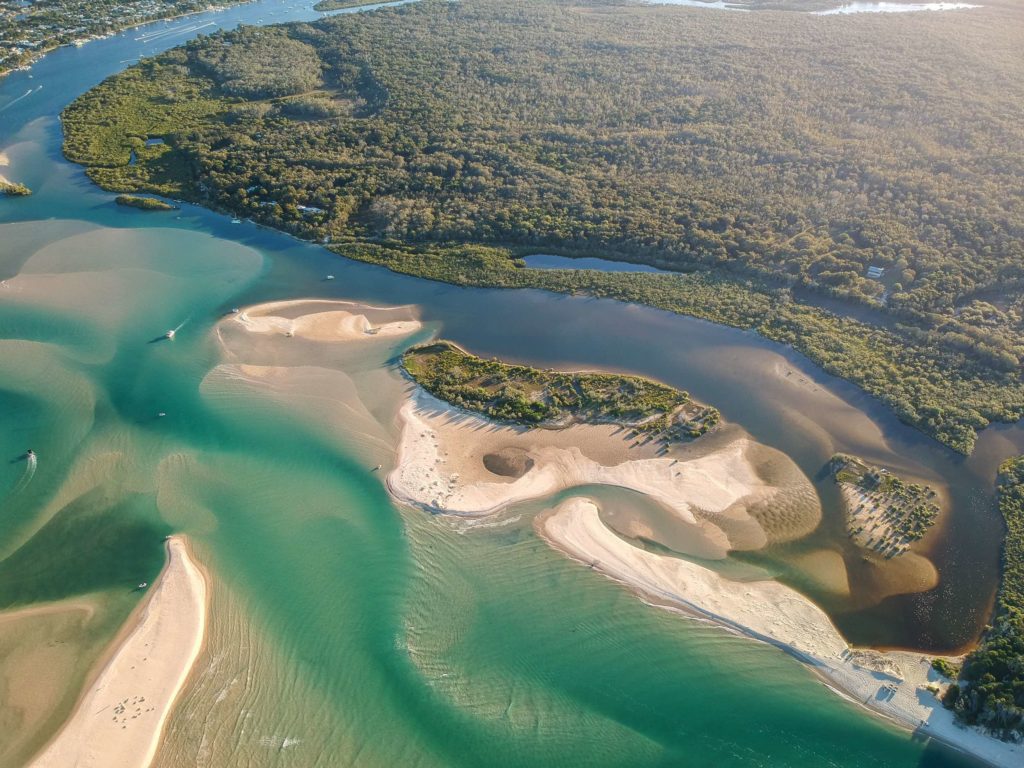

{"left": 29, "top": 536, "right": 209, "bottom": 768}
{"left": 539, "top": 498, "right": 1024, "bottom": 768}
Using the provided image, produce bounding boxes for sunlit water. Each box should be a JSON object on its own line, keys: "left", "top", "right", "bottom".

{"left": 0, "top": 1, "right": 1019, "bottom": 766}
{"left": 650, "top": 0, "right": 980, "bottom": 12}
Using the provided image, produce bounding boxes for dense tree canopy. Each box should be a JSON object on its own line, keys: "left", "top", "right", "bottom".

{"left": 60, "top": 0, "right": 1024, "bottom": 452}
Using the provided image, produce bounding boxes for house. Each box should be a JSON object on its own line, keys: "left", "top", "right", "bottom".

{"left": 866, "top": 265, "right": 885, "bottom": 279}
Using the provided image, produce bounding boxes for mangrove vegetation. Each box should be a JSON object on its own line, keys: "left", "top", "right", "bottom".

{"left": 58, "top": 0, "right": 1024, "bottom": 452}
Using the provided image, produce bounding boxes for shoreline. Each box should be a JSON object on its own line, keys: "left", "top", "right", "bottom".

{"left": 387, "top": 388, "right": 822, "bottom": 557}
{"left": 29, "top": 535, "right": 209, "bottom": 768}
{"left": 536, "top": 497, "right": 1024, "bottom": 768}
{"left": 0, "top": 2, "right": 255, "bottom": 84}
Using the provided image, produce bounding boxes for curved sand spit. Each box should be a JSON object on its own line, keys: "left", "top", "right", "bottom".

{"left": 540, "top": 498, "right": 1024, "bottom": 768}
{"left": 30, "top": 536, "right": 208, "bottom": 768}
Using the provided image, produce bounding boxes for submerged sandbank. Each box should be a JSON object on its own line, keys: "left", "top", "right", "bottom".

{"left": 539, "top": 498, "right": 1024, "bottom": 768}
{"left": 30, "top": 536, "right": 208, "bottom": 768}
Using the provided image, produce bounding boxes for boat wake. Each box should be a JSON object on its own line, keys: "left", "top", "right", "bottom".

{"left": 6, "top": 451, "right": 37, "bottom": 498}
{"left": 0, "top": 86, "right": 42, "bottom": 113}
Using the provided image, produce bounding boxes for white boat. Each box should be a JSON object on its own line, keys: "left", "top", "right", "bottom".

{"left": 164, "top": 329, "right": 175, "bottom": 339}
{"left": 138, "top": 582, "right": 148, "bottom": 589}
{"left": 231, "top": 218, "right": 242, "bottom": 224}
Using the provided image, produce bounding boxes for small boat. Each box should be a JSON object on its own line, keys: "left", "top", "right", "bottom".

{"left": 164, "top": 329, "right": 175, "bottom": 339}
{"left": 137, "top": 582, "right": 148, "bottom": 589}
{"left": 325, "top": 275, "right": 335, "bottom": 280}
{"left": 26, "top": 449, "right": 35, "bottom": 457}
{"left": 157, "top": 412, "right": 166, "bottom": 418}
{"left": 231, "top": 218, "right": 242, "bottom": 224}
{"left": 231, "top": 307, "right": 240, "bottom": 314}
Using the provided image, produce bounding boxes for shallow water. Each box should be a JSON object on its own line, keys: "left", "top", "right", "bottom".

{"left": 0, "top": 1, "right": 1019, "bottom": 766}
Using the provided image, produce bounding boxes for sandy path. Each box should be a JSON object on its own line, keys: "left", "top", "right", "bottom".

{"left": 540, "top": 498, "right": 1024, "bottom": 768}
{"left": 30, "top": 536, "right": 208, "bottom": 768}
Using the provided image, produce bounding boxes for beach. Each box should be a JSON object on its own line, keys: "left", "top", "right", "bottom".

{"left": 537, "top": 497, "right": 1024, "bottom": 768}
{"left": 388, "top": 391, "right": 822, "bottom": 558}
{"left": 29, "top": 536, "right": 208, "bottom": 768}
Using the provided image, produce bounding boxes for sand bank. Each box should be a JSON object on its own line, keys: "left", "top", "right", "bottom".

{"left": 540, "top": 498, "right": 1024, "bottom": 768}
{"left": 30, "top": 536, "right": 208, "bottom": 768}
{"left": 388, "top": 391, "right": 820, "bottom": 557}
{"left": 234, "top": 298, "right": 421, "bottom": 342}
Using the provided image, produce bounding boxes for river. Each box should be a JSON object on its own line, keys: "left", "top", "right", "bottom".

{"left": 0, "top": 1, "right": 1019, "bottom": 766}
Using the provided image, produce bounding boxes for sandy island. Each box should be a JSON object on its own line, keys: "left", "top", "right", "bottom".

{"left": 233, "top": 298, "right": 421, "bottom": 342}
{"left": 538, "top": 498, "right": 1023, "bottom": 768}
{"left": 30, "top": 536, "right": 208, "bottom": 768}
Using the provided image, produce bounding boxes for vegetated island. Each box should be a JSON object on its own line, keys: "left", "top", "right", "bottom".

{"left": 59, "top": 0, "right": 1024, "bottom": 455}
{"left": 115, "top": 194, "right": 175, "bottom": 211}
{"left": 830, "top": 454, "right": 939, "bottom": 557}
{"left": 313, "top": 0, "right": 379, "bottom": 11}
{"left": 0, "top": 180, "right": 31, "bottom": 196}
{"left": 403, "top": 340, "right": 719, "bottom": 442}
{"left": 944, "top": 456, "right": 1024, "bottom": 741}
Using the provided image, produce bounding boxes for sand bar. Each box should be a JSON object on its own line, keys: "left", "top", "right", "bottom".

{"left": 539, "top": 497, "right": 1024, "bottom": 768}
{"left": 30, "top": 536, "right": 208, "bottom": 768}
{"left": 234, "top": 298, "right": 421, "bottom": 342}
{"left": 389, "top": 391, "right": 821, "bottom": 556}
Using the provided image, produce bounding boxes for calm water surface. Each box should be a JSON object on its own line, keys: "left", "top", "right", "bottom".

{"left": 0, "top": 1, "right": 1019, "bottom": 766}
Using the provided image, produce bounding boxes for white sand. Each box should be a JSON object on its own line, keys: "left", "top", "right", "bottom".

{"left": 388, "top": 392, "right": 819, "bottom": 555}
{"left": 30, "top": 536, "right": 208, "bottom": 768}
{"left": 234, "top": 299, "right": 420, "bottom": 342}
{"left": 540, "top": 498, "right": 1024, "bottom": 768}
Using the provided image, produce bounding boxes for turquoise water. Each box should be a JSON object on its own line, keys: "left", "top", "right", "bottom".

{"left": 1, "top": 1, "right": 1020, "bottom": 765}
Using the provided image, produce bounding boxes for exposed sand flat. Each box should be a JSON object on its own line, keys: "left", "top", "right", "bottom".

{"left": 234, "top": 299, "right": 421, "bottom": 342}
{"left": 388, "top": 392, "right": 820, "bottom": 556}
{"left": 540, "top": 498, "right": 1024, "bottom": 768}
{"left": 30, "top": 536, "right": 208, "bottom": 768}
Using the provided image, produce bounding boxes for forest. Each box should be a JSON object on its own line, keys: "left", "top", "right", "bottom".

{"left": 404, "top": 340, "right": 719, "bottom": 437}
{"left": 945, "top": 457, "right": 1024, "bottom": 740}
{"left": 59, "top": 0, "right": 1024, "bottom": 452}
